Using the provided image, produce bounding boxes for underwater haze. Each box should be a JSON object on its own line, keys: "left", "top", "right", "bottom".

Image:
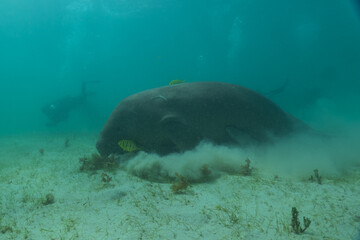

{"left": 0, "top": 0, "right": 360, "bottom": 134}
{"left": 2, "top": 1, "right": 360, "bottom": 239}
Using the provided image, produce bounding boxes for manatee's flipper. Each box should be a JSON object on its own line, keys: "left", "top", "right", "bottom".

{"left": 160, "top": 114, "right": 200, "bottom": 153}
{"left": 225, "top": 126, "right": 258, "bottom": 147}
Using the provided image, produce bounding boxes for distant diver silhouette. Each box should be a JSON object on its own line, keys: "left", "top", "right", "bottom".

{"left": 355, "top": 0, "right": 360, "bottom": 14}
{"left": 266, "top": 79, "right": 289, "bottom": 97}
{"left": 42, "top": 81, "right": 99, "bottom": 126}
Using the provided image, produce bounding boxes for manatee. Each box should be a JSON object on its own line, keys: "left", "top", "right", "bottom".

{"left": 96, "top": 81, "right": 309, "bottom": 157}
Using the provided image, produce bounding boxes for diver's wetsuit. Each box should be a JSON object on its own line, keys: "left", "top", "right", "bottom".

{"left": 42, "top": 81, "right": 97, "bottom": 126}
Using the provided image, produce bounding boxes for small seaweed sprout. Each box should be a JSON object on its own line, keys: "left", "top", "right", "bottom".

{"left": 0, "top": 225, "right": 13, "bottom": 234}
{"left": 79, "top": 153, "right": 118, "bottom": 172}
{"left": 42, "top": 193, "right": 55, "bottom": 206}
{"left": 101, "top": 172, "right": 112, "bottom": 183}
{"left": 64, "top": 138, "right": 70, "bottom": 148}
{"left": 240, "top": 158, "right": 252, "bottom": 176}
{"left": 171, "top": 173, "right": 190, "bottom": 194}
{"left": 309, "top": 169, "right": 322, "bottom": 184}
{"left": 291, "top": 207, "right": 311, "bottom": 234}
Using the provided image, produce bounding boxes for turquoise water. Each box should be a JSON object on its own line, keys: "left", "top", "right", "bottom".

{"left": 1, "top": 2, "right": 360, "bottom": 239}
{"left": 0, "top": 0, "right": 359, "bottom": 134}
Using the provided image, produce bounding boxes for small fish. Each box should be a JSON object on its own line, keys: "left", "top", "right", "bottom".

{"left": 118, "top": 140, "right": 140, "bottom": 152}
{"left": 169, "top": 79, "right": 186, "bottom": 85}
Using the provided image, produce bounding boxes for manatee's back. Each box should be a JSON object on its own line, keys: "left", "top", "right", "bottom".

{"left": 157, "top": 81, "right": 299, "bottom": 143}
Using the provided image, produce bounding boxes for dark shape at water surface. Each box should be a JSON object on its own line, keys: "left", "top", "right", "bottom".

{"left": 97, "top": 81, "right": 310, "bottom": 157}
{"left": 353, "top": 0, "right": 360, "bottom": 22}
{"left": 355, "top": 0, "right": 360, "bottom": 13}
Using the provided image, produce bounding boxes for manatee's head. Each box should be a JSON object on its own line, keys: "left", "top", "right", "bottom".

{"left": 96, "top": 103, "right": 142, "bottom": 157}
{"left": 96, "top": 93, "right": 169, "bottom": 157}
{"left": 96, "top": 91, "right": 186, "bottom": 157}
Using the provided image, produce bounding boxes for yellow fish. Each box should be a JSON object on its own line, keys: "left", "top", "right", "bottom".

{"left": 169, "top": 79, "right": 186, "bottom": 85}
{"left": 118, "top": 140, "right": 140, "bottom": 152}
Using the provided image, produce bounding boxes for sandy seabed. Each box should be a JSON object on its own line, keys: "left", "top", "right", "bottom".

{"left": 0, "top": 132, "right": 359, "bottom": 240}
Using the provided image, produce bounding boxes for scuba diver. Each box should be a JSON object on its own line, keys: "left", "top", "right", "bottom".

{"left": 42, "top": 81, "right": 98, "bottom": 126}
{"left": 265, "top": 79, "right": 289, "bottom": 98}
